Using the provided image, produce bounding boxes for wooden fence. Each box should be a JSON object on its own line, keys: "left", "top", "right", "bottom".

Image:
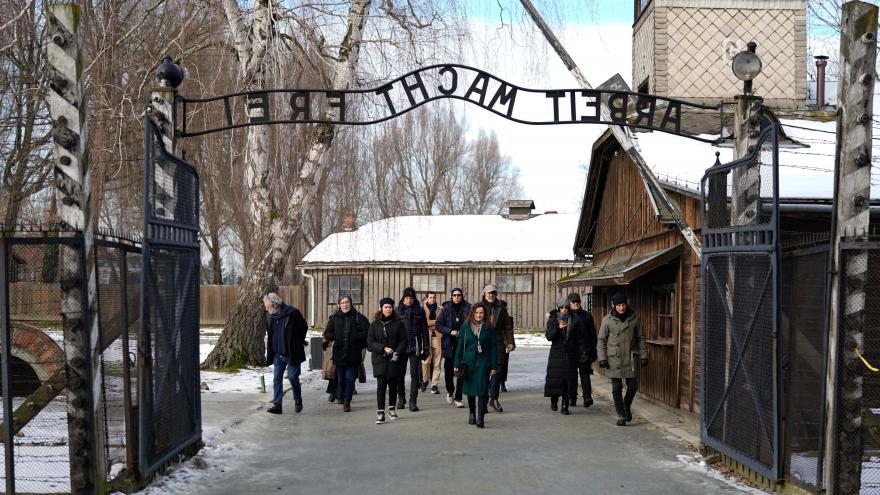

{"left": 8, "top": 283, "right": 306, "bottom": 326}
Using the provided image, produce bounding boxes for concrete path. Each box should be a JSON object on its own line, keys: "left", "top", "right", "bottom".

{"left": 188, "top": 348, "right": 753, "bottom": 495}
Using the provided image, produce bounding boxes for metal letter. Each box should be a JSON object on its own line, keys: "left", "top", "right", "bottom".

{"left": 463, "top": 72, "right": 490, "bottom": 106}
{"left": 545, "top": 91, "right": 565, "bottom": 122}
{"left": 607, "top": 92, "right": 628, "bottom": 123}
{"left": 437, "top": 66, "right": 458, "bottom": 95}
{"left": 375, "top": 83, "right": 396, "bottom": 115}
{"left": 487, "top": 84, "right": 517, "bottom": 117}
{"left": 246, "top": 92, "right": 270, "bottom": 123}
{"left": 633, "top": 95, "right": 656, "bottom": 128}
{"left": 401, "top": 72, "right": 429, "bottom": 106}
{"left": 290, "top": 91, "right": 311, "bottom": 121}
{"left": 660, "top": 101, "right": 682, "bottom": 134}
{"left": 580, "top": 90, "right": 600, "bottom": 122}
{"left": 328, "top": 92, "right": 346, "bottom": 122}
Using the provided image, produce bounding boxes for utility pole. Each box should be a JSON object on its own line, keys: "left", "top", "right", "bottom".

{"left": 517, "top": 0, "right": 702, "bottom": 261}
{"left": 45, "top": 3, "right": 106, "bottom": 493}
{"left": 824, "top": 2, "right": 878, "bottom": 493}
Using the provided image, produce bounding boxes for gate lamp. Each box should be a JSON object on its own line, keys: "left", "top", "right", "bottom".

{"left": 732, "top": 41, "right": 762, "bottom": 95}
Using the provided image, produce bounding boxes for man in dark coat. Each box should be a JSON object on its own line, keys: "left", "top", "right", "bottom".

{"left": 545, "top": 296, "right": 589, "bottom": 415}
{"left": 568, "top": 292, "right": 598, "bottom": 407}
{"left": 483, "top": 284, "right": 515, "bottom": 412}
{"left": 396, "top": 287, "right": 429, "bottom": 412}
{"left": 262, "top": 292, "right": 309, "bottom": 414}
{"left": 323, "top": 295, "right": 370, "bottom": 412}
{"left": 436, "top": 288, "right": 470, "bottom": 407}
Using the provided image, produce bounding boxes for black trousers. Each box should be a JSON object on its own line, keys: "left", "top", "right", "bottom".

{"left": 610, "top": 377, "right": 638, "bottom": 416}
{"left": 397, "top": 353, "right": 421, "bottom": 403}
{"left": 489, "top": 350, "right": 509, "bottom": 399}
{"left": 571, "top": 363, "right": 592, "bottom": 400}
{"left": 376, "top": 375, "right": 399, "bottom": 410}
{"left": 467, "top": 395, "right": 489, "bottom": 420}
{"left": 443, "top": 356, "right": 463, "bottom": 400}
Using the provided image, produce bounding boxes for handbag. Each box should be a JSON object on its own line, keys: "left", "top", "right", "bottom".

{"left": 322, "top": 342, "right": 336, "bottom": 380}
{"left": 456, "top": 327, "right": 469, "bottom": 380}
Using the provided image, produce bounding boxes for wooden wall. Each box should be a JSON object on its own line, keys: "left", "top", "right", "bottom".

{"left": 200, "top": 285, "right": 305, "bottom": 325}
{"left": 302, "top": 264, "right": 573, "bottom": 330}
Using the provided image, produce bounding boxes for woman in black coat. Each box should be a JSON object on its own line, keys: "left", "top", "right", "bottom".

{"left": 367, "top": 297, "right": 408, "bottom": 424}
{"left": 544, "top": 296, "right": 588, "bottom": 415}
{"left": 323, "top": 295, "right": 369, "bottom": 412}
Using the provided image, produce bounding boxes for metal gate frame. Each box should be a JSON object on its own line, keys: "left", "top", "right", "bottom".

{"left": 700, "top": 124, "right": 781, "bottom": 481}
{"left": 138, "top": 117, "right": 201, "bottom": 478}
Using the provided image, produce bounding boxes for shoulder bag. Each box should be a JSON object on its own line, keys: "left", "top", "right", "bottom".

{"left": 457, "top": 326, "right": 469, "bottom": 380}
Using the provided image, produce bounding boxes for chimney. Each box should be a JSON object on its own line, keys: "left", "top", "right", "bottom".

{"left": 815, "top": 55, "right": 829, "bottom": 109}
{"left": 545, "top": 210, "right": 558, "bottom": 214}
{"left": 502, "top": 200, "right": 536, "bottom": 220}
{"left": 342, "top": 212, "right": 357, "bottom": 231}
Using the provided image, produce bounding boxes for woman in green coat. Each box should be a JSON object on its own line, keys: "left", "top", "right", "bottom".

{"left": 454, "top": 302, "right": 497, "bottom": 428}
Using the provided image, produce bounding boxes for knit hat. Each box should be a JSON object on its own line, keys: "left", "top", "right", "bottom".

{"left": 567, "top": 292, "right": 581, "bottom": 303}
{"left": 482, "top": 284, "right": 498, "bottom": 294}
{"left": 451, "top": 288, "right": 464, "bottom": 296}
{"left": 402, "top": 287, "right": 417, "bottom": 299}
{"left": 557, "top": 295, "right": 569, "bottom": 309}
{"left": 611, "top": 293, "right": 628, "bottom": 306}
{"left": 338, "top": 294, "right": 353, "bottom": 304}
{"left": 379, "top": 297, "right": 395, "bottom": 308}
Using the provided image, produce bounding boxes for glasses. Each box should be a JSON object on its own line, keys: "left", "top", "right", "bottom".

{"left": 570, "top": 300, "right": 581, "bottom": 304}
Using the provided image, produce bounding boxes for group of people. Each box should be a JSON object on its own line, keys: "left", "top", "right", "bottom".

{"left": 260, "top": 285, "right": 646, "bottom": 428}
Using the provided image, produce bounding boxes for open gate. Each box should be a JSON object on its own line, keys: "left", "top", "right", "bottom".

{"left": 700, "top": 125, "right": 781, "bottom": 481}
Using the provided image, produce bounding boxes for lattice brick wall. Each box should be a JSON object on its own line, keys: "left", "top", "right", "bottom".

{"left": 633, "top": 8, "right": 655, "bottom": 92}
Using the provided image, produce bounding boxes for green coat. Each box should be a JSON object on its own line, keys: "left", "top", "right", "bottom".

{"left": 454, "top": 322, "right": 497, "bottom": 397}
{"left": 597, "top": 310, "right": 646, "bottom": 379}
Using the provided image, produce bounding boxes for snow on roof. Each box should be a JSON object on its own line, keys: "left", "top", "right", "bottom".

{"left": 302, "top": 213, "right": 579, "bottom": 264}
{"left": 633, "top": 117, "right": 863, "bottom": 199}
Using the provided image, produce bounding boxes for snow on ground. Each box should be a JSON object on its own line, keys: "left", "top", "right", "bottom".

{"left": 676, "top": 454, "right": 771, "bottom": 494}
{"left": 515, "top": 331, "right": 550, "bottom": 348}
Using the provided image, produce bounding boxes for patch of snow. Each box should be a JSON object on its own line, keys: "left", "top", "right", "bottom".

{"left": 676, "top": 453, "right": 770, "bottom": 494}
{"left": 302, "top": 214, "right": 579, "bottom": 264}
{"left": 516, "top": 332, "right": 551, "bottom": 348}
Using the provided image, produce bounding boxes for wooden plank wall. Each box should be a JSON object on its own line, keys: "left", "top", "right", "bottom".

{"left": 305, "top": 264, "right": 572, "bottom": 330}
{"left": 200, "top": 285, "right": 305, "bottom": 325}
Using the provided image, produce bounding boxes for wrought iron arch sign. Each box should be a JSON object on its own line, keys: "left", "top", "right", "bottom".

{"left": 175, "top": 63, "right": 723, "bottom": 143}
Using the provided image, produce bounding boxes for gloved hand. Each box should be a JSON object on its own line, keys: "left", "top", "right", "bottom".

{"left": 641, "top": 358, "right": 648, "bottom": 368}
{"left": 506, "top": 344, "right": 515, "bottom": 353}
{"left": 418, "top": 349, "right": 430, "bottom": 361}
{"left": 578, "top": 353, "right": 588, "bottom": 364}
{"left": 598, "top": 360, "right": 609, "bottom": 369}
{"left": 303, "top": 340, "right": 308, "bottom": 347}
{"left": 321, "top": 340, "right": 330, "bottom": 350}
{"left": 391, "top": 352, "right": 400, "bottom": 363}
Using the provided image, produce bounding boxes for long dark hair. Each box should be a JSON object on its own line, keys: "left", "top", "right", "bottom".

{"left": 466, "top": 302, "right": 489, "bottom": 326}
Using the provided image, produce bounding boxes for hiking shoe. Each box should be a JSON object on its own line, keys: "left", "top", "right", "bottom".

{"left": 376, "top": 411, "right": 386, "bottom": 424}
{"left": 420, "top": 381, "right": 428, "bottom": 392}
{"left": 267, "top": 404, "right": 282, "bottom": 414}
{"left": 616, "top": 417, "right": 626, "bottom": 426}
{"left": 295, "top": 400, "right": 303, "bottom": 413}
{"left": 396, "top": 398, "right": 406, "bottom": 410}
{"left": 453, "top": 400, "right": 464, "bottom": 408}
{"left": 431, "top": 385, "right": 440, "bottom": 394}
{"left": 584, "top": 397, "right": 594, "bottom": 408}
{"left": 446, "top": 394, "right": 454, "bottom": 404}
{"left": 550, "top": 400, "right": 558, "bottom": 412}
{"left": 343, "top": 402, "right": 351, "bottom": 413}
{"left": 625, "top": 409, "right": 633, "bottom": 422}
{"left": 561, "top": 406, "right": 570, "bottom": 415}
{"left": 388, "top": 406, "right": 399, "bottom": 420}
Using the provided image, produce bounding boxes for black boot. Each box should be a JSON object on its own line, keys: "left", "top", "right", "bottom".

{"left": 409, "top": 397, "right": 419, "bottom": 412}
{"left": 328, "top": 393, "right": 336, "bottom": 403}
{"left": 397, "top": 397, "right": 406, "bottom": 410}
{"left": 561, "top": 397, "right": 570, "bottom": 415}
{"left": 267, "top": 403, "right": 282, "bottom": 414}
{"left": 550, "top": 397, "right": 558, "bottom": 411}
{"left": 476, "top": 398, "right": 487, "bottom": 428}
{"left": 295, "top": 400, "right": 303, "bottom": 413}
{"left": 468, "top": 411, "right": 477, "bottom": 425}
{"left": 625, "top": 405, "right": 632, "bottom": 423}
{"left": 584, "top": 397, "right": 593, "bottom": 408}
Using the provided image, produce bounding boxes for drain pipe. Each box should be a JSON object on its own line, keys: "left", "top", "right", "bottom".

{"left": 300, "top": 268, "right": 316, "bottom": 327}
{"left": 815, "top": 55, "right": 828, "bottom": 109}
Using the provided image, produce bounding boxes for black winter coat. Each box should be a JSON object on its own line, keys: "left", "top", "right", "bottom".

{"left": 571, "top": 307, "right": 598, "bottom": 362}
{"left": 397, "top": 301, "right": 429, "bottom": 355}
{"left": 544, "top": 310, "right": 588, "bottom": 397}
{"left": 367, "top": 316, "right": 408, "bottom": 378}
{"left": 323, "top": 309, "right": 369, "bottom": 367}
{"left": 483, "top": 298, "right": 515, "bottom": 353}
{"left": 436, "top": 300, "right": 471, "bottom": 359}
{"left": 262, "top": 305, "right": 309, "bottom": 366}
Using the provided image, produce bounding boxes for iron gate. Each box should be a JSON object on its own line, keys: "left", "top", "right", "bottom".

{"left": 138, "top": 118, "right": 201, "bottom": 478}
{"left": 700, "top": 125, "right": 781, "bottom": 481}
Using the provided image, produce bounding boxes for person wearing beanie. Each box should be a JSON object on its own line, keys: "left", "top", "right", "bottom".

{"left": 454, "top": 302, "right": 497, "bottom": 428}
{"left": 483, "top": 284, "right": 515, "bottom": 412}
{"left": 367, "top": 298, "right": 407, "bottom": 424}
{"left": 597, "top": 292, "right": 646, "bottom": 426}
{"left": 323, "top": 295, "right": 370, "bottom": 413}
{"left": 396, "top": 287, "right": 429, "bottom": 412}
{"left": 544, "top": 296, "right": 589, "bottom": 415}
{"left": 566, "top": 292, "right": 598, "bottom": 407}
{"left": 436, "top": 288, "right": 470, "bottom": 407}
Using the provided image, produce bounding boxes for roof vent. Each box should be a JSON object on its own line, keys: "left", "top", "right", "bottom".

{"left": 502, "top": 200, "right": 536, "bottom": 220}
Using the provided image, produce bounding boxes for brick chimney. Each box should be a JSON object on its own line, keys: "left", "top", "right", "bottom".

{"left": 502, "top": 200, "right": 536, "bottom": 220}
{"left": 342, "top": 212, "right": 357, "bottom": 231}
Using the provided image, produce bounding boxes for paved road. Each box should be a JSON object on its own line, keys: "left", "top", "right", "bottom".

{"left": 188, "top": 348, "right": 748, "bottom": 495}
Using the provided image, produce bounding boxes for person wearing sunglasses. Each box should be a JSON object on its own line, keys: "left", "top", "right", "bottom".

{"left": 436, "top": 288, "right": 470, "bottom": 407}
{"left": 566, "top": 292, "right": 597, "bottom": 407}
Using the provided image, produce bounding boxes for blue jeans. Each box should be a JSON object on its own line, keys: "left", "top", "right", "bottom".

{"left": 273, "top": 355, "right": 302, "bottom": 405}
{"left": 336, "top": 365, "right": 357, "bottom": 404}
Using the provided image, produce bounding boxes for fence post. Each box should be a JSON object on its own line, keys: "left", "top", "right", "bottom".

{"left": 45, "top": 3, "right": 107, "bottom": 493}
{"left": 0, "top": 238, "right": 15, "bottom": 494}
{"left": 824, "top": 2, "right": 878, "bottom": 493}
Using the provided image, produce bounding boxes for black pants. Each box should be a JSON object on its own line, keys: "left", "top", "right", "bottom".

{"left": 571, "top": 363, "right": 592, "bottom": 400}
{"left": 376, "top": 375, "right": 399, "bottom": 410}
{"left": 467, "top": 395, "right": 489, "bottom": 420}
{"left": 490, "top": 350, "right": 509, "bottom": 399}
{"left": 611, "top": 377, "right": 638, "bottom": 417}
{"left": 397, "top": 353, "right": 421, "bottom": 403}
{"left": 443, "top": 356, "right": 463, "bottom": 400}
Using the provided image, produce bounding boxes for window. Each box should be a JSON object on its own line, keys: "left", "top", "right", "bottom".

{"left": 496, "top": 274, "right": 533, "bottom": 294}
{"left": 653, "top": 289, "right": 674, "bottom": 341}
{"left": 412, "top": 274, "right": 445, "bottom": 294}
{"left": 328, "top": 275, "right": 363, "bottom": 304}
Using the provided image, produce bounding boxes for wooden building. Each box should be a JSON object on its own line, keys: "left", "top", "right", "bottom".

{"left": 299, "top": 207, "right": 579, "bottom": 330}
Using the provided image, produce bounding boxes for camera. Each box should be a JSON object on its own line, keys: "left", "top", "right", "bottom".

{"left": 558, "top": 313, "right": 570, "bottom": 325}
